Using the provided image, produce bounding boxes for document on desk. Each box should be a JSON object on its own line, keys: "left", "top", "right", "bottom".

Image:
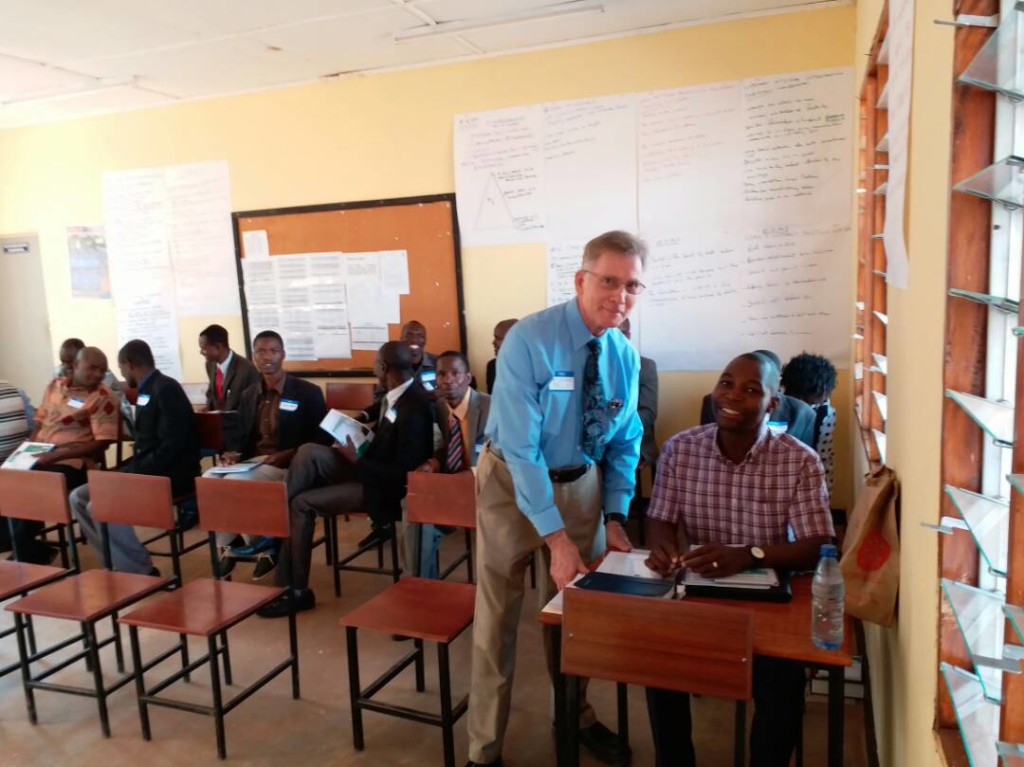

{"left": 683, "top": 567, "right": 780, "bottom": 590}
{"left": 541, "top": 550, "right": 670, "bottom": 615}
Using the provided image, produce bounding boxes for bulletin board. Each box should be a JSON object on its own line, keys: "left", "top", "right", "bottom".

{"left": 232, "top": 194, "right": 464, "bottom": 376}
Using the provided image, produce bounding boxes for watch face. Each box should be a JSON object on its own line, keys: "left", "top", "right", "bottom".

{"left": 751, "top": 546, "right": 766, "bottom": 560}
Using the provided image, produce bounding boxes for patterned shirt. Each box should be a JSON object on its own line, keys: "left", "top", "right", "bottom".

{"left": 814, "top": 400, "right": 837, "bottom": 497}
{"left": 647, "top": 424, "right": 834, "bottom": 546}
{"left": 34, "top": 379, "right": 120, "bottom": 468}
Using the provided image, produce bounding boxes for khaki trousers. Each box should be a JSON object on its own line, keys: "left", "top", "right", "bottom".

{"left": 467, "top": 445, "right": 604, "bottom": 764}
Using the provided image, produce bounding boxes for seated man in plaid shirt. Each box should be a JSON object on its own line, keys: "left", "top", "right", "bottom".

{"left": 644, "top": 351, "right": 834, "bottom": 767}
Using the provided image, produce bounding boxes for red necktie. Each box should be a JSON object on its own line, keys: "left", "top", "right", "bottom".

{"left": 215, "top": 366, "right": 224, "bottom": 403}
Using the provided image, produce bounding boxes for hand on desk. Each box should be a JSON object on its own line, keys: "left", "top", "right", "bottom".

{"left": 683, "top": 543, "right": 752, "bottom": 578}
{"left": 544, "top": 529, "right": 589, "bottom": 591}
{"left": 604, "top": 520, "right": 633, "bottom": 553}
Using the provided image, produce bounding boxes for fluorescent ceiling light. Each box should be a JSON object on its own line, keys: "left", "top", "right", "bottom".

{"left": 1, "top": 77, "right": 136, "bottom": 107}
{"left": 394, "top": 1, "right": 604, "bottom": 42}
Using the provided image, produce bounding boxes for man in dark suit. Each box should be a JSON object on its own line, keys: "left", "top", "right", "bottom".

{"left": 485, "top": 318, "right": 518, "bottom": 394}
{"left": 198, "top": 324, "right": 260, "bottom": 411}
{"left": 69, "top": 339, "right": 200, "bottom": 574}
{"left": 620, "top": 318, "right": 659, "bottom": 470}
{"left": 699, "top": 350, "right": 816, "bottom": 448}
{"left": 259, "top": 341, "right": 434, "bottom": 617}
{"left": 208, "top": 330, "right": 329, "bottom": 580}
{"left": 410, "top": 351, "right": 491, "bottom": 578}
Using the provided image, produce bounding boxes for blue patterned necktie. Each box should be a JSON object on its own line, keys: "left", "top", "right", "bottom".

{"left": 581, "top": 338, "right": 607, "bottom": 462}
{"left": 445, "top": 414, "right": 465, "bottom": 473}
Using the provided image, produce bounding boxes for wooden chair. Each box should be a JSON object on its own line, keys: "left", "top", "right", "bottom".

{"left": 118, "top": 478, "right": 300, "bottom": 760}
{"left": 326, "top": 381, "right": 377, "bottom": 412}
{"left": 406, "top": 470, "right": 476, "bottom": 581}
{"left": 3, "top": 470, "right": 174, "bottom": 738}
{"left": 194, "top": 411, "right": 224, "bottom": 457}
{"left": 88, "top": 471, "right": 191, "bottom": 586}
{"left": 561, "top": 590, "right": 754, "bottom": 767}
{"left": 339, "top": 470, "right": 478, "bottom": 767}
{"left": 0, "top": 470, "right": 79, "bottom": 678}
{"left": 323, "top": 503, "right": 402, "bottom": 598}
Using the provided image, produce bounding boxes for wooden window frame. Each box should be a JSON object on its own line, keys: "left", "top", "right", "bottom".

{"left": 855, "top": 5, "right": 890, "bottom": 469}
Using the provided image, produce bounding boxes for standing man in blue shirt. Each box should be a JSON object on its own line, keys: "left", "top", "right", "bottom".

{"left": 466, "top": 231, "right": 646, "bottom": 767}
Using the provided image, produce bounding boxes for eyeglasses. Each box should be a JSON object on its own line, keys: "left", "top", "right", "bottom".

{"left": 581, "top": 269, "right": 646, "bottom": 295}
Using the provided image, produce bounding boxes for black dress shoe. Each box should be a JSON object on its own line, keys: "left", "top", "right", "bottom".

{"left": 357, "top": 525, "right": 394, "bottom": 549}
{"left": 465, "top": 759, "right": 502, "bottom": 767}
{"left": 579, "top": 721, "right": 631, "bottom": 765}
{"left": 257, "top": 588, "right": 315, "bottom": 619}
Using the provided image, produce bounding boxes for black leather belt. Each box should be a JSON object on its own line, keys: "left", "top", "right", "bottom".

{"left": 488, "top": 443, "right": 590, "bottom": 484}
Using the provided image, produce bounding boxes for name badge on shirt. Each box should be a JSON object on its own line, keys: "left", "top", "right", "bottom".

{"left": 136, "top": 394, "right": 151, "bottom": 407}
{"left": 68, "top": 397, "right": 86, "bottom": 409}
{"left": 279, "top": 398, "right": 299, "bottom": 413}
{"left": 384, "top": 406, "right": 398, "bottom": 423}
{"left": 549, "top": 371, "right": 575, "bottom": 391}
{"left": 766, "top": 420, "right": 787, "bottom": 436}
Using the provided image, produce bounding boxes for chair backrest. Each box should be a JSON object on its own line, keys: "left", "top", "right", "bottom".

{"left": 194, "top": 411, "right": 224, "bottom": 452}
{"left": 0, "top": 469, "right": 72, "bottom": 525}
{"left": 195, "top": 477, "right": 289, "bottom": 538}
{"left": 326, "top": 381, "right": 377, "bottom": 411}
{"left": 87, "top": 470, "right": 176, "bottom": 530}
{"left": 405, "top": 471, "right": 476, "bottom": 528}
{"left": 562, "top": 589, "right": 754, "bottom": 701}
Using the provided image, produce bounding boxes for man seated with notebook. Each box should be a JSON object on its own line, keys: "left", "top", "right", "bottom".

{"left": 257, "top": 341, "right": 434, "bottom": 617}
{"left": 208, "top": 330, "right": 328, "bottom": 581}
{"left": 644, "top": 351, "right": 834, "bottom": 767}
{"left": 11, "top": 346, "right": 120, "bottom": 564}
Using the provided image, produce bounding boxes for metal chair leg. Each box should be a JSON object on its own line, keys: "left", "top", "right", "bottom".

{"left": 219, "top": 630, "right": 232, "bottom": 686}
{"left": 14, "top": 613, "right": 37, "bottom": 725}
{"left": 438, "top": 643, "right": 455, "bottom": 767}
{"left": 414, "top": 638, "right": 425, "bottom": 692}
{"left": 289, "top": 608, "right": 300, "bottom": 699}
{"left": 207, "top": 635, "right": 227, "bottom": 759}
{"left": 346, "top": 627, "right": 364, "bottom": 750}
{"left": 111, "top": 612, "right": 125, "bottom": 673}
{"left": 85, "top": 621, "right": 111, "bottom": 738}
{"left": 129, "top": 626, "right": 152, "bottom": 741}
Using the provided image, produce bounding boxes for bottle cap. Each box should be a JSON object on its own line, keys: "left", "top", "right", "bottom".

{"left": 820, "top": 544, "right": 838, "bottom": 557}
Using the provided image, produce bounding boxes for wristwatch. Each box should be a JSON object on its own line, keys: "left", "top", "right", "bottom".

{"left": 749, "top": 545, "right": 766, "bottom": 564}
{"left": 604, "top": 513, "right": 627, "bottom": 526}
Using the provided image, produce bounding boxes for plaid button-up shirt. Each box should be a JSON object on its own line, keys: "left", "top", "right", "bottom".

{"left": 647, "top": 424, "right": 834, "bottom": 546}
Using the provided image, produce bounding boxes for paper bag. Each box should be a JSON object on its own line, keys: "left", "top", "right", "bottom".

{"left": 839, "top": 466, "right": 899, "bottom": 626}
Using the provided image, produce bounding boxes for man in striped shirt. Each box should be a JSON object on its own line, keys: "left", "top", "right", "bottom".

{"left": 645, "top": 352, "right": 834, "bottom": 767}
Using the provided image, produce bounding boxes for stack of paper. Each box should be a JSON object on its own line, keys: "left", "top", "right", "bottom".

{"left": 682, "top": 567, "right": 780, "bottom": 590}
{"left": 320, "top": 409, "right": 374, "bottom": 456}
{"left": 207, "top": 459, "right": 264, "bottom": 475}
{"left": 1, "top": 442, "right": 56, "bottom": 470}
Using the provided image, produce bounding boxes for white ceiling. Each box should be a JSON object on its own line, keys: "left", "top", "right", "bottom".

{"left": 0, "top": 0, "right": 841, "bottom": 129}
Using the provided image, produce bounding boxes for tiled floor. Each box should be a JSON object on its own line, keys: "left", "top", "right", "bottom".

{"left": 0, "top": 519, "right": 867, "bottom": 766}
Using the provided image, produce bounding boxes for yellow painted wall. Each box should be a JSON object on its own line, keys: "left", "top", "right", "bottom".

{"left": 0, "top": 5, "right": 855, "bottom": 507}
{"left": 853, "top": 1, "right": 951, "bottom": 765}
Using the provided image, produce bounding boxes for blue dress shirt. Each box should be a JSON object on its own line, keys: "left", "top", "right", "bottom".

{"left": 487, "top": 299, "right": 642, "bottom": 537}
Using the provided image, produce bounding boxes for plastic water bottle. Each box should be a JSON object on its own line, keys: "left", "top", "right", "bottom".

{"left": 811, "top": 544, "right": 844, "bottom": 650}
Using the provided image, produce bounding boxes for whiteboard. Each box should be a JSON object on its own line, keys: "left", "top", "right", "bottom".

{"left": 454, "top": 67, "right": 854, "bottom": 372}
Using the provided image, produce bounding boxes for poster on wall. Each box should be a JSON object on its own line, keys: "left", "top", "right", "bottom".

{"left": 67, "top": 225, "right": 111, "bottom": 299}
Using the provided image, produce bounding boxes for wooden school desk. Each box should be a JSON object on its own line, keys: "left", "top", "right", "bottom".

{"left": 541, "top": 575, "right": 855, "bottom": 767}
